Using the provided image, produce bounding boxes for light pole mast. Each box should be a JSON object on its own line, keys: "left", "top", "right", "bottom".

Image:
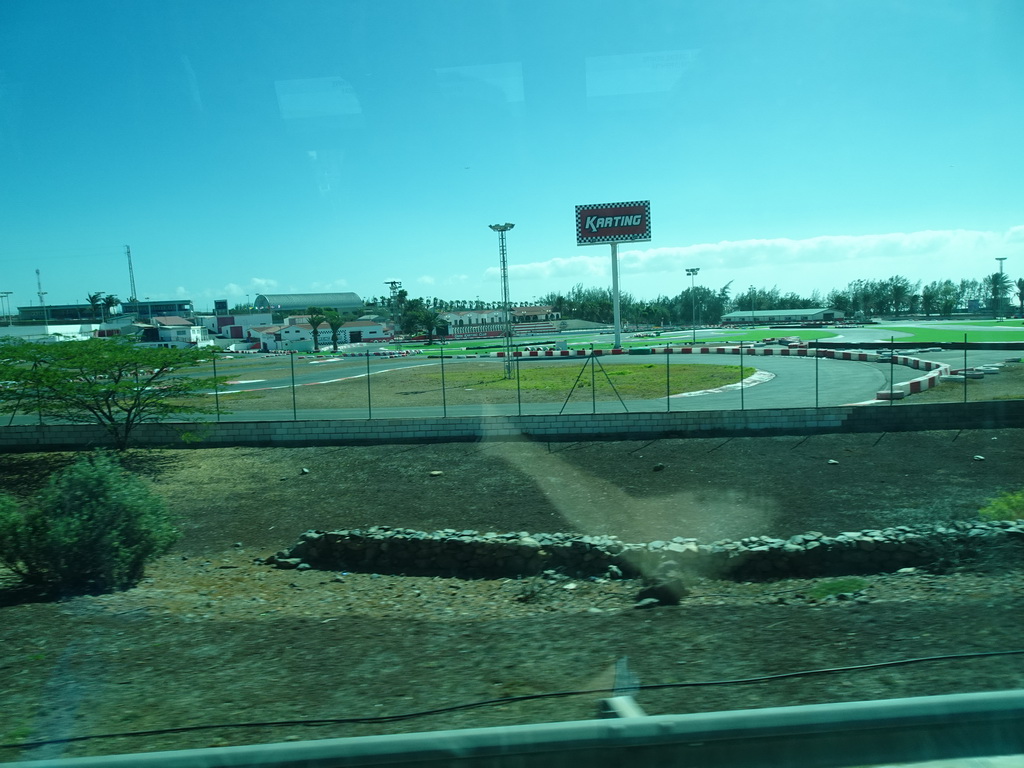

{"left": 489, "top": 223, "right": 515, "bottom": 378}
{"left": 996, "top": 257, "right": 1007, "bottom": 319}
{"left": 384, "top": 280, "right": 402, "bottom": 337}
{"left": 125, "top": 245, "right": 138, "bottom": 302}
{"left": 686, "top": 267, "right": 700, "bottom": 344}
{"left": 35, "top": 269, "right": 48, "bottom": 325}
{"left": 0, "top": 291, "right": 11, "bottom": 326}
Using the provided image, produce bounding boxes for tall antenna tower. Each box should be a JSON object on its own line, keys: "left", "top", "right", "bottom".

{"left": 125, "top": 244, "right": 138, "bottom": 302}
{"left": 35, "top": 268, "right": 48, "bottom": 324}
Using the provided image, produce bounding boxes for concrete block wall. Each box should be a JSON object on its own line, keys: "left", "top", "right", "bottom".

{"left": 1, "top": 401, "right": 1022, "bottom": 452}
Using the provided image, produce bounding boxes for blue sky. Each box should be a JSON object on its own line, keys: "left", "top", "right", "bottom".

{"left": 1, "top": 0, "right": 1022, "bottom": 312}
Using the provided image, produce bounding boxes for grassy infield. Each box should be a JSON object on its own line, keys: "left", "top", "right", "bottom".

{"left": 216, "top": 321, "right": 1023, "bottom": 411}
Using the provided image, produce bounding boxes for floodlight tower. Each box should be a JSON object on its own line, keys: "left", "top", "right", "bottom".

{"left": 685, "top": 267, "right": 700, "bottom": 344}
{"left": 489, "top": 223, "right": 515, "bottom": 378}
{"left": 384, "top": 280, "right": 402, "bottom": 336}
{"left": 996, "top": 257, "right": 1007, "bottom": 319}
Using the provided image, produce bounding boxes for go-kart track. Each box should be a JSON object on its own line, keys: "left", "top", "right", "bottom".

{"left": 201, "top": 323, "right": 1020, "bottom": 422}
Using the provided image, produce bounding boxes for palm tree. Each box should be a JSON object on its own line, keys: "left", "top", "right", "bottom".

{"left": 420, "top": 309, "right": 447, "bottom": 344}
{"left": 983, "top": 272, "right": 1012, "bottom": 318}
{"left": 325, "top": 312, "right": 345, "bottom": 352}
{"left": 87, "top": 292, "right": 104, "bottom": 321}
{"left": 103, "top": 294, "right": 120, "bottom": 320}
{"left": 306, "top": 306, "right": 327, "bottom": 352}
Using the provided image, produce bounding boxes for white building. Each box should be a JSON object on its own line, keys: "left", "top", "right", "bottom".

{"left": 721, "top": 308, "right": 845, "bottom": 325}
{"left": 150, "top": 316, "right": 215, "bottom": 347}
{"left": 248, "top": 320, "right": 388, "bottom": 351}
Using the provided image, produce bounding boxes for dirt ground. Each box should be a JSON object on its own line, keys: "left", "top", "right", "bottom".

{"left": 2, "top": 429, "right": 1023, "bottom": 762}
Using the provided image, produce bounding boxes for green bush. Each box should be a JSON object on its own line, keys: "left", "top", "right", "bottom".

{"left": 807, "top": 577, "right": 869, "bottom": 600}
{"left": 0, "top": 451, "right": 179, "bottom": 596}
{"left": 979, "top": 489, "right": 1024, "bottom": 521}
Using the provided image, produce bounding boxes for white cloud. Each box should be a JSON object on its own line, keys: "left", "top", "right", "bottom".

{"left": 309, "top": 279, "right": 349, "bottom": 291}
{"left": 416, "top": 275, "right": 436, "bottom": 285}
{"left": 216, "top": 278, "right": 280, "bottom": 299}
{"left": 495, "top": 226, "right": 1024, "bottom": 298}
{"left": 249, "top": 277, "right": 279, "bottom": 292}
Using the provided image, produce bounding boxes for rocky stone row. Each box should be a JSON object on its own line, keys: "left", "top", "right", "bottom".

{"left": 263, "top": 520, "right": 1024, "bottom": 581}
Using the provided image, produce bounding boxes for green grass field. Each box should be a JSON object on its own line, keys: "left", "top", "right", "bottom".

{"left": 875, "top": 325, "right": 1024, "bottom": 343}
{"left": 390, "top": 319, "right": 1024, "bottom": 354}
{"left": 213, "top": 360, "right": 744, "bottom": 411}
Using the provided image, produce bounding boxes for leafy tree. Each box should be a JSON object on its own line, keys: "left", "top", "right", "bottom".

{"left": 1016, "top": 278, "right": 1024, "bottom": 318}
{"left": 306, "top": 306, "right": 327, "bottom": 351}
{"left": 325, "top": 312, "right": 346, "bottom": 352}
{"left": 398, "top": 298, "right": 426, "bottom": 335}
{"left": 884, "top": 275, "right": 919, "bottom": 317}
{"left": 0, "top": 337, "right": 226, "bottom": 450}
{"left": 0, "top": 451, "right": 179, "bottom": 596}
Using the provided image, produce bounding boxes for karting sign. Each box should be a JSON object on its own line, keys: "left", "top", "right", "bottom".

{"left": 575, "top": 200, "right": 651, "bottom": 246}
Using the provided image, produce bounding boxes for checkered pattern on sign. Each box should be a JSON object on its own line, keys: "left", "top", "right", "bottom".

{"left": 575, "top": 200, "right": 651, "bottom": 245}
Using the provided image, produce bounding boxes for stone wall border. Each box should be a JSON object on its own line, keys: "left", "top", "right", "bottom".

{"left": 266, "top": 520, "right": 1024, "bottom": 581}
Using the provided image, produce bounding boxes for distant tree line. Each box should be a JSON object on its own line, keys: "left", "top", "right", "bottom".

{"left": 233, "top": 268, "right": 1024, "bottom": 333}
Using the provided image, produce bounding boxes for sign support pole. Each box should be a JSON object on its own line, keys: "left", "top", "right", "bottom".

{"left": 575, "top": 200, "right": 650, "bottom": 352}
{"left": 610, "top": 242, "right": 622, "bottom": 350}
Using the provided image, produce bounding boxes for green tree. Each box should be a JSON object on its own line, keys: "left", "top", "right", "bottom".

{"left": 399, "top": 298, "right": 426, "bottom": 335}
{"left": 87, "top": 291, "right": 104, "bottom": 321}
{"left": 418, "top": 309, "right": 448, "bottom": 343}
{"left": 306, "top": 306, "right": 327, "bottom": 351}
{"left": 325, "top": 311, "right": 346, "bottom": 352}
{"left": 983, "top": 272, "right": 1012, "bottom": 317}
{"left": 0, "top": 337, "right": 227, "bottom": 450}
{"left": 1015, "top": 278, "right": 1024, "bottom": 318}
{"left": 103, "top": 294, "right": 120, "bottom": 319}
{"left": 0, "top": 451, "right": 179, "bottom": 596}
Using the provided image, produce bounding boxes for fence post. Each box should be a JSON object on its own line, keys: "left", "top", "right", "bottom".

{"left": 814, "top": 339, "right": 819, "bottom": 409}
{"left": 212, "top": 353, "right": 221, "bottom": 421}
{"left": 889, "top": 336, "right": 895, "bottom": 406}
{"left": 440, "top": 346, "right": 447, "bottom": 417}
{"left": 739, "top": 340, "right": 745, "bottom": 411}
{"left": 665, "top": 347, "right": 671, "bottom": 412}
{"left": 290, "top": 352, "right": 297, "bottom": 420}
{"left": 366, "top": 350, "right": 372, "bottom": 419}
{"left": 963, "top": 333, "right": 968, "bottom": 404}
{"left": 516, "top": 352, "right": 522, "bottom": 417}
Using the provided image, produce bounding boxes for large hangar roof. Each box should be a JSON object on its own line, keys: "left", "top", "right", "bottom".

{"left": 254, "top": 292, "right": 363, "bottom": 311}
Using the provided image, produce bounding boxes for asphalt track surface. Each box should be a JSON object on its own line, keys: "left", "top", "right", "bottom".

{"left": 195, "top": 327, "right": 1016, "bottom": 421}
{"left": 5, "top": 326, "right": 1017, "bottom": 424}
